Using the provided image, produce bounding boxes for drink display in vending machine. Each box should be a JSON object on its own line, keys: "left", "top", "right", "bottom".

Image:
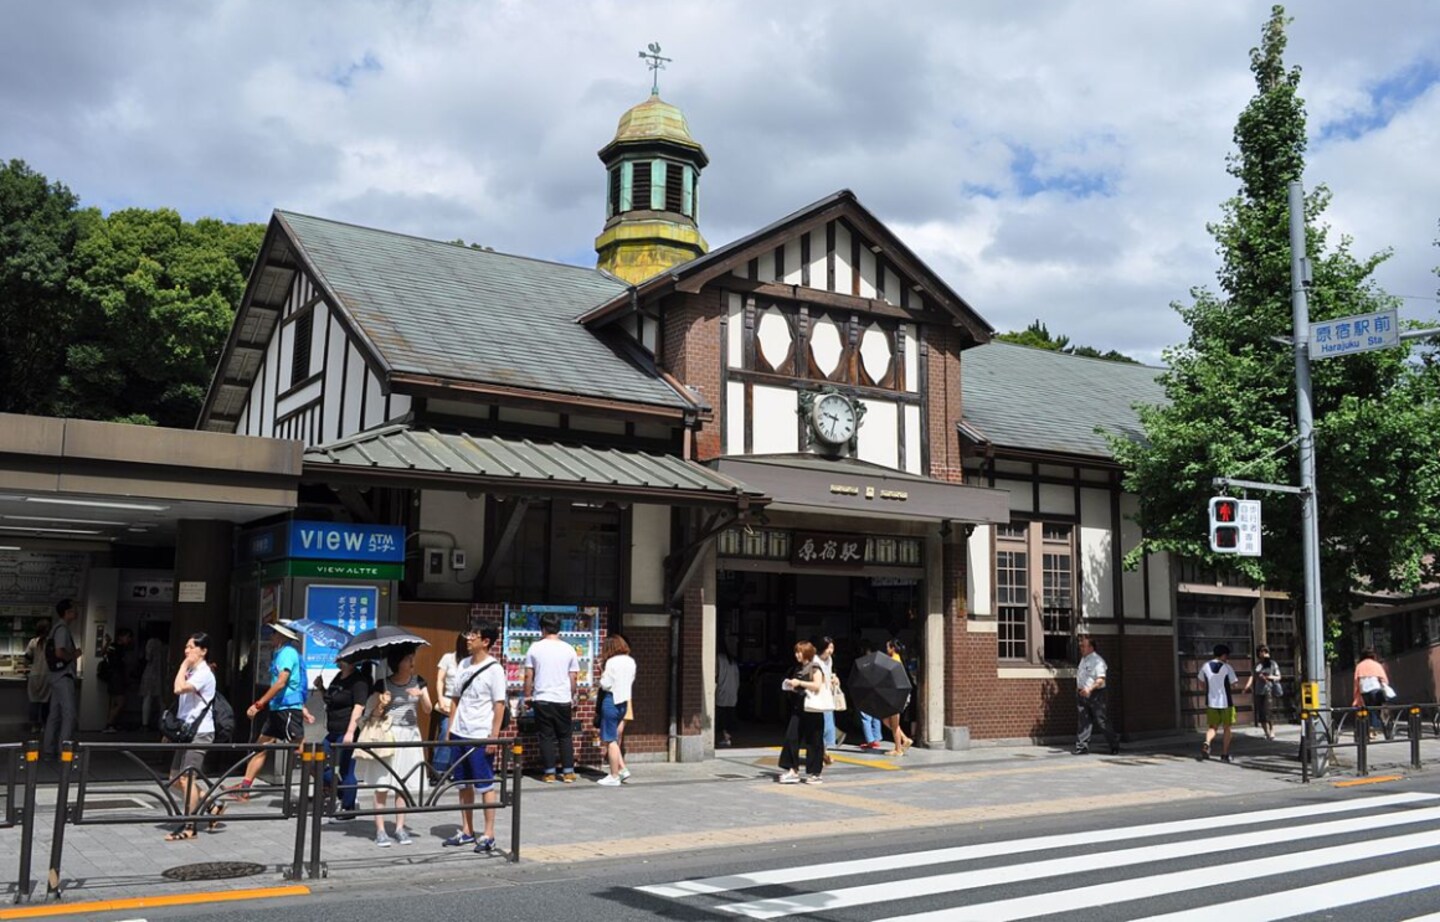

{"left": 501, "top": 604, "right": 599, "bottom": 690}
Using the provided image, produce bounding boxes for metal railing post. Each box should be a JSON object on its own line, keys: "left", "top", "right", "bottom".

{"left": 285, "top": 744, "right": 313, "bottom": 881}
{"left": 1355, "top": 710, "right": 1368, "bottom": 776}
{"left": 1411, "top": 707, "right": 1423, "bottom": 770}
{"left": 14, "top": 743, "right": 39, "bottom": 903}
{"left": 1300, "top": 713, "right": 1311, "bottom": 783}
{"left": 307, "top": 744, "right": 326, "bottom": 879}
{"left": 45, "top": 743, "right": 75, "bottom": 900}
{"left": 509, "top": 743, "right": 522, "bottom": 864}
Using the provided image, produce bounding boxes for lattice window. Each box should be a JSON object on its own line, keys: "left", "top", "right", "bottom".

{"left": 993, "top": 521, "right": 1074, "bottom": 663}
{"left": 1041, "top": 524, "right": 1074, "bottom": 661}
{"left": 631, "top": 161, "right": 652, "bottom": 212}
{"left": 996, "top": 546, "right": 1029, "bottom": 660}
{"left": 665, "top": 161, "right": 684, "bottom": 213}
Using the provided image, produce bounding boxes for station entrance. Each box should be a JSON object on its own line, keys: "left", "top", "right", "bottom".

{"left": 716, "top": 567, "right": 923, "bottom": 746}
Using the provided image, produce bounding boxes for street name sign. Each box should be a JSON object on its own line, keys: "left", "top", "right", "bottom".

{"left": 1309, "top": 308, "right": 1398, "bottom": 360}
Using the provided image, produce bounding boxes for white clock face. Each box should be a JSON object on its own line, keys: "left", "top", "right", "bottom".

{"left": 813, "top": 394, "right": 857, "bottom": 445}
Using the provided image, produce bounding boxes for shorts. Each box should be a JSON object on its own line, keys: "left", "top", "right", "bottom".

{"left": 1206, "top": 706, "right": 1237, "bottom": 728}
{"left": 259, "top": 709, "right": 305, "bottom": 743}
{"left": 170, "top": 732, "right": 214, "bottom": 777}
{"left": 450, "top": 736, "right": 495, "bottom": 791}
{"left": 599, "top": 693, "right": 625, "bottom": 743}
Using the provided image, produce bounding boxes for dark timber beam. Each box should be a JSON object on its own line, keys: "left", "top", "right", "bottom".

{"left": 666, "top": 510, "right": 737, "bottom": 608}
{"left": 475, "top": 497, "right": 532, "bottom": 596}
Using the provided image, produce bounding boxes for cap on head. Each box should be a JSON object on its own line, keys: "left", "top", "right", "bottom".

{"left": 268, "top": 621, "right": 301, "bottom": 642}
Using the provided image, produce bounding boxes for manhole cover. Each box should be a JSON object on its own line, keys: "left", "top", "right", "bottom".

{"left": 162, "top": 861, "right": 267, "bottom": 882}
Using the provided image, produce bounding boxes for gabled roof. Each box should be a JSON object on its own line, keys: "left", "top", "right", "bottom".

{"left": 960, "top": 342, "right": 1167, "bottom": 461}
{"left": 579, "top": 190, "right": 993, "bottom": 342}
{"left": 199, "top": 212, "right": 700, "bottom": 431}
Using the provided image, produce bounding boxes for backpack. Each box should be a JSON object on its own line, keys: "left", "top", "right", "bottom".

{"left": 211, "top": 692, "right": 236, "bottom": 743}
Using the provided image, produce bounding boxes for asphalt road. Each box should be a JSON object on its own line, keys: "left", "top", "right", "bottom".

{"left": 106, "top": 777, "right": 1440, "bottom": 922}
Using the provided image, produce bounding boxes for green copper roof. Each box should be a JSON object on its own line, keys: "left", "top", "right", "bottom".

{"left": 960, "top": 342, "right": 1167, "bottom": 460}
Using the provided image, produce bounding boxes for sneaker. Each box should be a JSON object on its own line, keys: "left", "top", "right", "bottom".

{"left": 442, "top": 832, "right": 476, "bottom": 847}
{"left": 473, "top": 836, "right": 496, "bottom": 854}
{"left": 395, "top": 827, "right": 414, "bottom": 845}
{"left": 562, "top": 772, "right": 578, "bottom": 784}
{"left": 1073, "top": 747, "right": 1089, "bottom": 755}
{"left": 803, "top": 775, "right": 823, "bottom": 784}
{"left": 597, "top": 775, "right": 622, "bottom": 787}
{"left": 777, "top": 772, "right": 801, "bottom": 784}
{"left": 325, "top": 815, "right": 351, "bottom": 826}
{"left": 541, "top": 774, "right": 557, "bottom": 784}
{"left": 375, "top": 832, "right": 394, "bottom": 848}
{"left": 618, "top": 768, "right": 632, "bottom": 783}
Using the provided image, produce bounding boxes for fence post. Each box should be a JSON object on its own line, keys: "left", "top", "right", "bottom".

{"left": 509, "top": 743, "right": 522, "bottom": 864}
{"left": 14, "top": 743, "right": 39, "bottom": 903}
{"left": 285, "top": 744, "right": 313, "bottom": 881}
{"left": 1300, "top": 713, "right": 1310, "bottom": 783}
{"left": 307, "top": 744, "right": 326, "bottom": 879}
{"left": 1411, "top": 708, "right": 1423, "bottom": 770}
{"left": 1355, "top": 710, "right": 1368, "bottom": 777}
{"left": 45, "top": 743, "right": 75, "bottom": 900}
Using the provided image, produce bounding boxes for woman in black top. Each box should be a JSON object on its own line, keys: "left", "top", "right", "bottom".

{"left": 317, "top": 659, "right": 371, "bottom": 813}
{"left": 776, "top": 640, "right": 827, "bottom": 784}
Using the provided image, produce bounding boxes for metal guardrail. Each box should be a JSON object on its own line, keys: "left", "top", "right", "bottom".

{"left": 1300, "top": 704, "right": 1439, "bottom": 782}
{"left": 8, "top": 735, "right": 524, "bottom": 903}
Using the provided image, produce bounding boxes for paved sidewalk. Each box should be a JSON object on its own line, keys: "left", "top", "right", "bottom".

{"left": 2, "top": 725, "right": 1436, "bottom": 906}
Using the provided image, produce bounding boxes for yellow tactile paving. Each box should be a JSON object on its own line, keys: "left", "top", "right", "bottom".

{"left": 521, "top": 787, "right": 1211, "bottom": 863}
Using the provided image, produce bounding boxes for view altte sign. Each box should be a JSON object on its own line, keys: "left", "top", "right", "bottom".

{"left": 792, "top": 532, "right": 865, "bottom": 568}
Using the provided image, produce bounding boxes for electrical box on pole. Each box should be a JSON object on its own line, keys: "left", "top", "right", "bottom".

{"left": 1209, "top": 497, "right": 1262, "bottom": 556}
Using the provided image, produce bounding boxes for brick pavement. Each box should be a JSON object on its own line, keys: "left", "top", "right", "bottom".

{"left": 1, "top": 725, "right": 1435, "bottom": 907}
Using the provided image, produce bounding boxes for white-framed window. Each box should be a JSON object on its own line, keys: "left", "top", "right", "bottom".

{"left": 994, "top": 520, "right": 1075, "bottom": 663}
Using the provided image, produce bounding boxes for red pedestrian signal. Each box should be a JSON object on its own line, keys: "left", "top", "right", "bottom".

{"left": 1209, "top": 497, "right": 1241, "bottom": 553}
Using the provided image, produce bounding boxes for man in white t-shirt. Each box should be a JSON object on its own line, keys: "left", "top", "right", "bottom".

{"left": 1074, "top": 635, "right": 1120, "bottom": 755}
{"left": 523, "top": 612, "right": 580, "bottom": 783}
{"left": 1198, "top": 644, "right": 1241, "bottom": 763}
{"left": 443, "top": 625, "right": 508, "bottom": 855}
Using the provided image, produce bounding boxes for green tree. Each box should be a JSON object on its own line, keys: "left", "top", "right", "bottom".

{"left": 60, "top": 209, "right": 264, "bottom": 427}
{"left": 1111, "top": 6, "right": 1440, "bottom": 624}
{"left": 996, "top": 319, "right": 1139, "bottom": 364}
{"left": 0, "top": 159, "right": 85, "bottom": 415}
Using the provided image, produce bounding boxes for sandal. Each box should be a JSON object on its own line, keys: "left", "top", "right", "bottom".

{"left": 207, "top": 802, "right": 227, "bottom": 832}
{"left": 165, "top": 824, "right": 198, "bottom": 842}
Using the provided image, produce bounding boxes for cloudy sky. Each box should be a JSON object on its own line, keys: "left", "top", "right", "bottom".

{"left": 3, "top": 1, "right": 1437, "bottom": 363}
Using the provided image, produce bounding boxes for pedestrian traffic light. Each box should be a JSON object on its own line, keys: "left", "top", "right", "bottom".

{"left": 1209, "top": 496, "right": 1240, "bottom": 553}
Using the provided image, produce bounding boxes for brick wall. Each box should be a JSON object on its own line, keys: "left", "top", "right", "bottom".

{"left": 661, "top": 290, "right": 724, "bottom": 461}
{"left": 621, "top": 623, "right": 671, "bottom": 755}
{"left": 924, "top": 324, "right": 965, "bottom": 484}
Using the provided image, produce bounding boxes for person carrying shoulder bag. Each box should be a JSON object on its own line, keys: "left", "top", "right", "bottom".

{"left": 776, "top": 640, "right": 828, "bottom": 784}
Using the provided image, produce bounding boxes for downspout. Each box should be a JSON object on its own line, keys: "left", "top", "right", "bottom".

{"left": 668, "top": 605, "right": 681, "bottom": 761}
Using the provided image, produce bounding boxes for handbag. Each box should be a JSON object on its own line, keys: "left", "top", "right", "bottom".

{"left": 832, "top": 682, "right": 848, "bottom": 713}
{"left": 804, "top": 680, "right": 836, "bottom": 713}
{"left": 160, "top": 694, "right": 216, "bottom": 744}
{"left": 354, "top": 694, "right": 395, "bottom": 760}
{"left": 1383, "top": 683, "right": 1398, "bottom": 700}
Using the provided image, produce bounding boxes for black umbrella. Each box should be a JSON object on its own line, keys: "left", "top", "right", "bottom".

{"left": 337, "top": 624, "right": 429, "bottom": 663}
{"left": 847, "top": 651, "right": 912, "bottom": 718}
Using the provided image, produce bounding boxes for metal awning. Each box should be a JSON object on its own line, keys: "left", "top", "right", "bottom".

{"left": 303, "top": 425, "right": 766, "bottom": 509}
{"left": 711, "top": 454, "right": 1009, "bottom": 523}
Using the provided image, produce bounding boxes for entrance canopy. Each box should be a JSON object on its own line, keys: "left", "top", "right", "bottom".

{"left": 712, "top": 454, "right": 1009, "bottom": 524}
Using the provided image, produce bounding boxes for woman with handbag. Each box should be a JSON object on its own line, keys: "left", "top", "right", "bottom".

{"left": 317, "top": 658, "right": 371, "bottom": 819}
{"left": 163, "top": 633, "right": 223, "bottom": 841}
{"left": 358, "top": 646, "right": 432, "bottom": 847}
{"left": 1353, "top": 647, "right": 1390, "bottom": 741}
{"left": 777, "top": 640, "right": 828, "bottom": 784}
{"left": 596, "top": 635, "right": 636, "bottom": 786}
{"left": 814, "top": 637, "right": 840, "bottom": 765}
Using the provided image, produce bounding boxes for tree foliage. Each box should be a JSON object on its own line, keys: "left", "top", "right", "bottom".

{"left": 1110, "top": 6, "right": 1440, "bottom": 620}
{"left": 0, "top": 159, "right": 263, "bottom": 427}
{"left": 996, "top": 320, "right": 1139, "bottom": 364}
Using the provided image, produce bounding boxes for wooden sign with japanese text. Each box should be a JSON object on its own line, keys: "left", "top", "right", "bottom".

{"left": 791, "top": 532, "right": 866, "bottom": 568}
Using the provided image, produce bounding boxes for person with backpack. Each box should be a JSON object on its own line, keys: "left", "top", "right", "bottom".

{"left": 1199, "top": 644, "right": 1241, "bottom": 763}
{"left": 442, "top": 625, "right": 507, "bottom": 854}
{"left": 23, "top": 619, "right": 51, "bottom": 735}
{"left": 163, "top": 632, "right": 225, "bottom": 841}
{"left": 42, "top": 599, "right": 80, "bottom": 760}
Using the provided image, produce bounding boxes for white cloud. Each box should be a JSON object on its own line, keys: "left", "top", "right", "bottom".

{"left": 2, "top": 0, "right": 1438, "bottom": 357}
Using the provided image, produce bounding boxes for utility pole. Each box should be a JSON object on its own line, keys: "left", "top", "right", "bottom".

{"left": 1288, "top": 179, "right": 1327, "bottom": 773}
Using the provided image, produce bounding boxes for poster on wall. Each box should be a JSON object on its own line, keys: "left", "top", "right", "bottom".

{"left": 298, "top": 584, "right": 376, "bottom": 683}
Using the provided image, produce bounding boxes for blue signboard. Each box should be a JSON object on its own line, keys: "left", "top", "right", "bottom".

{"left": 298, "top": 584, "right": 379, "bottom": 676}
{"left": 1310, "top": 308, "right": 1399, "bottom": 360}
{"left": 288, "top": 521, "right": 405, "bottom": 563}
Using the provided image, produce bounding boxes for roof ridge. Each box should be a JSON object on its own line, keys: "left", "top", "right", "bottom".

{"left": 274, "top": 209, "right": 620, "bottom": 281}
{"left": 980, "top": 340, "right": 1167, "bottom": 372}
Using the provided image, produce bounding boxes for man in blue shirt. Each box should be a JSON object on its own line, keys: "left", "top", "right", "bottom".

{"left": 236, "top": 621, "right": 311, "bottom": 798}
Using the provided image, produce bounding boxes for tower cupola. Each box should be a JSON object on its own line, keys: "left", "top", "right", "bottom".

{"left": 595, "top": 52, "right": 708, "bottom": 284}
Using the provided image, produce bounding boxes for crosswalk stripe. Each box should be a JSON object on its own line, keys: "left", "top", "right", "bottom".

{"left": 873, "top": 829, "right": 1440, "bottom": 922}
{"left": 637, "top": 791, "right": 1436, "bottom": 900}
{"left": 718, "top": 804, "right": 1440, "bottom": 918}
{"left": 1131, "top": 859, "right": 1440, "bottom": 921}
{"left": 1401, "top": 913, "right": 1440, "bottom": 921}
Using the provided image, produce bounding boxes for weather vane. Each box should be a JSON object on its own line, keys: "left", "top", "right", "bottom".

{"left": 638, "top": 42, "right": 671, "bottom": 96}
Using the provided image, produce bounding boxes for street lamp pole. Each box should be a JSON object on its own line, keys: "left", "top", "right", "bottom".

{"left": 1288, "top": 179, "right": 1327, "bottom": 771}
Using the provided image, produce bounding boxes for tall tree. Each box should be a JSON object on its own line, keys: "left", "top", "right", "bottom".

{"left": 1111, "top": 6, "right": 1440, "bottom": 628}
{"left": 0, "top": 159, "right": 85, "bottom": 415}
{"left": 996, "top": 319, "right": 1139, "bottom": 364}
{"left": 60, "top": 209, "right": 264, "bottom": 427}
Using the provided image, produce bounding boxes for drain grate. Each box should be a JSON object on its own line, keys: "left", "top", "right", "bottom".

{"left": 162, "top": 861, "right": 267, "bottom": 882}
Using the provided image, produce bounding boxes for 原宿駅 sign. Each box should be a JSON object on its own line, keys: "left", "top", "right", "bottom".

{"left": 1309, "top": 309, "right": 1399, "bottom": 360}
{"left": 792, "top": 532, "right": 866, "bottom": 568}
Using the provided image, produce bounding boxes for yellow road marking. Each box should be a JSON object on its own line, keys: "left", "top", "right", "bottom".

{"left": 753, "top": 748, "right": 901, "bottom": 771}
{"left": 1334, "top": 774, "right": 1403, "bottom": 787}
{"left": 0, "top": 885, "right": 310, "bottom": 919}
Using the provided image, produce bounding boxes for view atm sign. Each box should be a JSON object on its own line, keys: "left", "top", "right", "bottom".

{"left": 288, "top": 521, "right": 405, "bottom": 563}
